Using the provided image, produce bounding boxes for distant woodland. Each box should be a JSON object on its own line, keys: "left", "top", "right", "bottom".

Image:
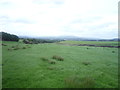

{"left": 0, "top": 32, "right": 19, "bottom": 42}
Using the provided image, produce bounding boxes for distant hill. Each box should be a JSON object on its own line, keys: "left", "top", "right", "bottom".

{"left": 19, "top": 35, "right": 119, "bottom": 41}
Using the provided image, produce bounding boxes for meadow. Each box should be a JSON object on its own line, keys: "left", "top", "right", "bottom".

{"left": 2, "top": 41, "right": 118, "bottom": 88}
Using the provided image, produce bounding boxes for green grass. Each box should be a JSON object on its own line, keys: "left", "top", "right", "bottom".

{"left": 59, "top": 40, "right": 119, "bottom": 46}
{"left": 2, "top": 41, "right": 118, "bottom": 88}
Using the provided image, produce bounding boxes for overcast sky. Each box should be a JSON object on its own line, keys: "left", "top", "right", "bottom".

{"left": 0, "top": 0, "right": 119, "bottom": 39}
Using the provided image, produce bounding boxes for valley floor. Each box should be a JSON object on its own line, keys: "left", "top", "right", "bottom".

{"left": 2, "top": 41, "right": 118, "bottom": 88}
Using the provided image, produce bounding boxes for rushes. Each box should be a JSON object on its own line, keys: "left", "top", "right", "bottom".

{"left": 64, "top": 76, "right": 95, "bottom": 88}
{"left": 41, "top": 57, "right": 49, "bottom": 61}
{"left": 8, "top": 45, "right": 31, "bottom": 51}
{"left": 82, "top": 62, "right": 91, "bottom": 66}
{"left": 52, "top": 55, "right": 64, "bottom": 61}
{"left": 40, "top": 57, "right": 56, "bottom": 64}
{"left": 40, "top": 55, "right": 64, "bottom": 65}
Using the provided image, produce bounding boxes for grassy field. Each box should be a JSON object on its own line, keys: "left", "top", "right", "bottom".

{"left": 59, "top": 40, "right": 119, "bottom": 46}
{"left": 2, "top": 41, "right": 118, "bottom": 88}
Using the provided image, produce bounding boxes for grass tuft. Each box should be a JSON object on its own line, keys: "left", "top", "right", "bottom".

{"left": 47, "top": 67, "right": 55, "bottom": 70}
{"left": 82, "top": 62, "right": 91, "bottom": 65}
{"left": 41, "top": 57, "right": 49, "bottom": 61}
{"left": 22, "top": 47, "right": 26, "bottom": 49}
{"left": 48, "top": 60, "right": 56, "bottom": 64}
{"left": 112, "top": 51, "right": 115, "bottom": 53}
{"left": 64, "top": 76, "right": 95, "bottom": 88}
{"left": 52, "top": 55, "right": 64, "bottom": 61}
{"left": 2, "top": 43, "right": 7, "bottom": 46}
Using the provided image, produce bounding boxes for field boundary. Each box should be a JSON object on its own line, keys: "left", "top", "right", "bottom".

{"left": 57, "top": 43, "right": 120, "bottom": 48}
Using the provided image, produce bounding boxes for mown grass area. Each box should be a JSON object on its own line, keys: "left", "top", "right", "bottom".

{"left": 59, "top": 40, "right": 119, "bottom": 46}
{"left": 2, "top": 41, "right": 118, "bottom": 88}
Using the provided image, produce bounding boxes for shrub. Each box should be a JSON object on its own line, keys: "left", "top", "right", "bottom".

{"left": 41, "top": 57, "right": 48, "bottom": 61}
{"left": 52, "top": 55, "right": 64, "bottom": 61}
{"left": 82, "top": 62, "right": 91, "bottom": 65}
{"left": 64, "top": 76, "right": 95, "bottom": 88}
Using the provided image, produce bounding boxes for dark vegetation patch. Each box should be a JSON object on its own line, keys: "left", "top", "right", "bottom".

{"left": 11, "top": 46, "right": 15, "bottom": 48}
{"left": 41, "top": 56, "right": 64, "bottom": 65}
{"left": 48, "top": 60, "right": 56, "bottom": 64}
{"left": 0, "top": 64, "right": 4, "bottom": 66}
{"left": 112, "top": 51, "right": 115, "bottom": 53}
{"left": 7, "top": 48, "right": 13, "bottom": 51}
{"left": 13, "top": 47, "right": 20, "bottom": 50}
{"left": 47, "top": 67, "right": 55, "bottom": 70}
{"left": 8, "top": 45, "right": 31, "bottom": 51}
{"left": 82, "top": 62, "right": 91, "bottom": 66}
{"left": 22, "top": 47, "right": 26, "bottom": 49}
{"left": 2, "top": 43, "right": 7, "bottom": 46}
{"left": 52, "top": 55, "right": 64, "bottom": 61}
{"left": 41, "top": 57, "right": 49, "bottom": 61}
{"left": 64, "top": 76, "right": 95, "bottom": 88}
{"left": 23, "top": 38, "right": 62, "bottom": 44}
{"left": 57, "top": 43, "right": 120, "bottom": 48}
{"left": 1, "top": 32, "right": 19, "bottom": 42}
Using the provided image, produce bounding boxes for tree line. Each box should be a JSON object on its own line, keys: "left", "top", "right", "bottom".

{"left": 0, "top": 32, "right": 19, "bottom": 42}
{"left": 22, "top": 38, "right": 61, "bottom": 44}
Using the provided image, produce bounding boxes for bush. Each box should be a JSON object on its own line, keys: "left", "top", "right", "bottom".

{"left": 64, "top": 76, "right": 95, "bottom": 88}
{"left": 52, "top": 55, "right": 64, "bottom": 61}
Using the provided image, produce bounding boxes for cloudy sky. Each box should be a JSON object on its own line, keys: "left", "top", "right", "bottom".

{"left": 0, "top": 0, "right": 119, "bottom": 39}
